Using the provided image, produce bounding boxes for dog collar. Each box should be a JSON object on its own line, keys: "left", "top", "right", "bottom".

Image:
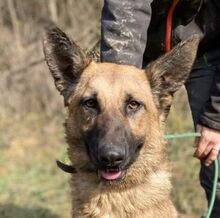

{"left": 56, "top": 160, "right": 77, "bottom": 174}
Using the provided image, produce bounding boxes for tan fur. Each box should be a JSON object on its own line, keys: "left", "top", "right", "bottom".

{"left": 43, "top": 27, "right": 199, "bottom": 218}
{"left": 66, "top": 62, "right": 176, "bottom": 218}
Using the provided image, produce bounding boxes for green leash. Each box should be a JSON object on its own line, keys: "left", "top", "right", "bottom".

{"left": 165, "top": 132, "right": 201, "bottom": 139}
{"left": 165, "top": 132, "right": 219, "bottom": 218}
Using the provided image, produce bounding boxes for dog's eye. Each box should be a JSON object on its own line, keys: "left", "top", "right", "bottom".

{"left": 127, "top": 100, "right": 141, "bottom": 111}
{"left": 83, "top": 99, "right": 97, "bottom": 108}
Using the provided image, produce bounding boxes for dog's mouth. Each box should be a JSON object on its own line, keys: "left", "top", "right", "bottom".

{"left": 98, "top": 168, "right": 127, "bottom": 182}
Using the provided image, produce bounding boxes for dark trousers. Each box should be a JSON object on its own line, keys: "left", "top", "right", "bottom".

{"left": 185, "top": 53, "right": 220, "bottom": 218}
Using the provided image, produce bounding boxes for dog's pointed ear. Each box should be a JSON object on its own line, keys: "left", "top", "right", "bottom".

{"left": 146, "top": 35, "right": 200, "bottom": 115}
{"left": 43, "top": 26, "right": 91, "bottom": 105}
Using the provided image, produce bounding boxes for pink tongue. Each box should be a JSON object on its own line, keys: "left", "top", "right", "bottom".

{"left": 101, "top": 170, "right": 122, "bottom": 180}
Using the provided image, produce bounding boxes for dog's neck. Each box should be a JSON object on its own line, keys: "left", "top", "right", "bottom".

{"left": 71, "top": 169, "right": 175, "bottom": 218}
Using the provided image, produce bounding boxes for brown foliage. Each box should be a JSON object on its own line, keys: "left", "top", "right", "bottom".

{"left": 0, "top": 0, "right": 102, "bottom": 118}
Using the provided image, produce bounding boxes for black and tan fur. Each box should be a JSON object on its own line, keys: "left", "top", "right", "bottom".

{"left": 43, "top": 26, "right": 199, "bottom": 218}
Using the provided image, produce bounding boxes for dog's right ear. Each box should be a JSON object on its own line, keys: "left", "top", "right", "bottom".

{"left": 43, "top": 26, "right": 91, "bottom": 105}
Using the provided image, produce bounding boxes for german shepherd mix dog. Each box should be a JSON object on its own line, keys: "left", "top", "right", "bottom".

{"left": 43, "top": 26, "right": 199, "bottom": 218}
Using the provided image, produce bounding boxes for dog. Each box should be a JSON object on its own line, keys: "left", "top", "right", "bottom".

{"left": 43, "top": 26, "right": 199, "bottom": 218}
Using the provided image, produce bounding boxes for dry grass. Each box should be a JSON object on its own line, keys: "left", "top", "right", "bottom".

{"left": 167, "top": 89, "right": 207, "bottom": 218}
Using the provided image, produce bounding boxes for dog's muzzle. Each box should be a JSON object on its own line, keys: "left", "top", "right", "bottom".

{"left": 97, "top": 144, "right": 127, "bottom": 181}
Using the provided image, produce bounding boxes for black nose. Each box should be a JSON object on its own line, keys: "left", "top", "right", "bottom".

{"left": 98, "top": 145, "right": 125, "bottom": 167}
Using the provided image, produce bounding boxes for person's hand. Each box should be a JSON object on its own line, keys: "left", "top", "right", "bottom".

{"left": 194, "top": 124, "right": 220, "bottom": 166}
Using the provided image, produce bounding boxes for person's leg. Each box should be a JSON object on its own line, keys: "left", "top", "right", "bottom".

{"left": 185, "top": 57, "right": 220, "bottom": 218}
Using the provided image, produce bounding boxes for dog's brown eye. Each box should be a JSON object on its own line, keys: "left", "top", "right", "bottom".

{"left": 127, "top": 101, "right": 140, "bottom": 110}
{"left": 84, "top": 99, "right": 97, "bottom": 108}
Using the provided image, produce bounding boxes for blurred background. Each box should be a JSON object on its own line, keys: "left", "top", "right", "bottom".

{"left": 0, "top": 0, "right": 206, "bottom": 217}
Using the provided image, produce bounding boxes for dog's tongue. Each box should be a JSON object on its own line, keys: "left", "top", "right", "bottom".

{"left": 100, "top": 170, "right": 122, "bottom": 180}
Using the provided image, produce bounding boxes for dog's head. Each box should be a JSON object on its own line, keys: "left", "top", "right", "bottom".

{"left": 43, "top": 27, "right": 199, "bottom": 188}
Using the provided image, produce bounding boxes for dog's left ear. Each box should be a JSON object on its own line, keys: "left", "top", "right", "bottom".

{"left": 43, "top": 26, "right": 91, "bottom": 105}
{"left": 146, "top": 35, "right": 200, "bottom": 115}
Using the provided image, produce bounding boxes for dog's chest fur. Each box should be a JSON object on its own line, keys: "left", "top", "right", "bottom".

{"left": 71, "top": 170, "right": 178, "bottom": 218}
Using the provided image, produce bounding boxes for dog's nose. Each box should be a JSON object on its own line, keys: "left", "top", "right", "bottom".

{"left": 98, "top": 145, "right": 125, "bottom": 167}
